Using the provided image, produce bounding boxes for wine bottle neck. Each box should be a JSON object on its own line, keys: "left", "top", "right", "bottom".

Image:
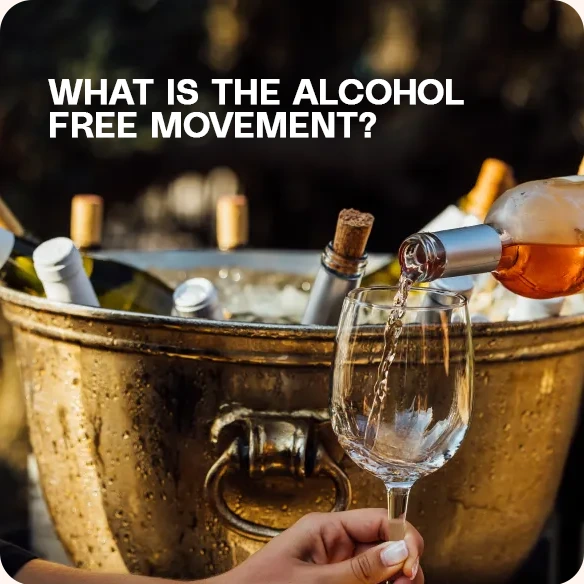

{"left": 399, "top": 224, "right": 503, "bottom": 282}
{"left": 321, "top": 242, "right": 368, "bottom": 277}
{"left": 32, "top": 237, "right": 99, "bottom": 307}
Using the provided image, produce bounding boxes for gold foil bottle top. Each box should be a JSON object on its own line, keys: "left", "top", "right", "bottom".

{"left": 216, "top": 194, "right": 249, "bottom": 251}
{"left": 70, "top": 194, "right": 104, "bottom": 250}
{"left": 460, "top": 158, "right": 516, "bottom": 222}
{"left": 0, "top": 196, "right": 25, "bottom": 236}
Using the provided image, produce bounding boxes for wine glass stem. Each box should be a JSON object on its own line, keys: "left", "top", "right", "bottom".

{"left": 385, "top": 483, "right": 412, "bottom": 541}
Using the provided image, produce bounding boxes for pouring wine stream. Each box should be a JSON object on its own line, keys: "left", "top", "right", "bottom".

{"left": 363, "top": 242, "right": 424, "bottom": 449}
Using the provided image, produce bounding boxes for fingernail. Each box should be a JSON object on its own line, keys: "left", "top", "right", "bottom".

{"left": 410, "top": 557, "right": 419, "bottom": 580}
{"left": 380, "top": 540, "right": 408, "bottom": 567}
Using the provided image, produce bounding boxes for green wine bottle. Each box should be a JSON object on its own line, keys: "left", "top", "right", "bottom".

{"left": 69, "top": 193, "right": 174, "bottom": 314}
{"left": 0, "top": 227, "right": 174, "bottom": 315}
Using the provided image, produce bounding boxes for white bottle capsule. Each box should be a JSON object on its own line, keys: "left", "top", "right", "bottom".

{"left": 33, "top": 237, "right": 99, "bottom": 307}
{"left": 172, "top": 278, "right": 224, "bottom": 320}
{"left": 507, "top": 296, "right": 565, "bottom": 321}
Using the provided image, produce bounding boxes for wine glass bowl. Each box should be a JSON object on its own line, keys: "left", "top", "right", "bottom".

{"left": 331, "top": 285, "right": 474, "bottom": 538}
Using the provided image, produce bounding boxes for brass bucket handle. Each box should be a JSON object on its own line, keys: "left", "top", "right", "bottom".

{"left": 204, "top": 409, "right": 352, "bottom": 542}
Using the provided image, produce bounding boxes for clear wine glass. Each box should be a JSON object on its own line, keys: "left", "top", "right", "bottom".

{"left": 331, "top": 285, "right": 474, "bottom": 541}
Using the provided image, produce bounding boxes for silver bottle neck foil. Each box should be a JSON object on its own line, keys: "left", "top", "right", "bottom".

{"left": 301, "top": 243, "right": 368, "bottom": 326}
{"left": 399, "top": 224, "right": 503, "bottom": 282}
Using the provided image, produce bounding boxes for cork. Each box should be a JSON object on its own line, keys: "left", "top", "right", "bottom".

{"left": 70, "top": 194, "right": 104, "bottom": 250}
{"left": 0, "top": 196, "right": 25, "bottom": 236}
{"left": 462, "top": 158, "right": 516, "bottom": 221}
{"left": 332, "top": 208, "right": 375, "bottom": 259}
{"left": 216, "top": 195, "right": 249, "bottom": 251}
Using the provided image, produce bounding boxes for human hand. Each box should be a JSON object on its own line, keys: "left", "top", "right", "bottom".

{"left": 217, "top": 508, "right": 423, "bottom": 584}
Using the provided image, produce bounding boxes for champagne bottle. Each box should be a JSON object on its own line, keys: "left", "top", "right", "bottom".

{"left": 398, "top": 176, "right": 584, "bottom": 300}
{"left": 302, "top": 209, "right": 374, "bottom": 325}
{"left": 0, "top": 226, "right": 174, "bottom": 314}
{"left": 362, "top": 158, "right": 515, "bottom": 286}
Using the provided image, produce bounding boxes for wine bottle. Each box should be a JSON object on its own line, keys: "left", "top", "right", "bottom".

{"left": 33, "top": 237, "right": 99, "bottom": 307}
{"left": 69, "top": 194, "right": 173, "bottom": 314}
{"left": 214, "top": 194, "right": 249, "bottom": 318}
{"left": 362, "top": 158, "right": 515, "bottom": 286}
{"left": 398, "top": 176, "right": 584, "bottom": 300}
{"left": 0, "top": 226, "right": 174, "bottom": 314}
{"left": 172, "top": 277, "right": 224, "bottom": 319}
{"left": 302, "top": 208, "right": 374, "bottom": 325}
{"left": 216, "top": 194, "right": 249, "bottom": 251}
{"left": 70, "top": 194, "right": 104, "bottom": 252}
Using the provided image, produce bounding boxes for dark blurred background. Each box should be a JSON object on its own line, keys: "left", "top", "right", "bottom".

{"left": 0, "top": 0, "right": 583, "bottom": 254}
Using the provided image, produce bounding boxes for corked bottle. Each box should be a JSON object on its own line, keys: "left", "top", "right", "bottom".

{"left": 216, "top": 194, "right": 249, "bottom": 251}
{"left": 70, "top": 194, "right": 104, "bottom": 252}
{"left": 302, "top": 208, "right": 374, "bottom": 326}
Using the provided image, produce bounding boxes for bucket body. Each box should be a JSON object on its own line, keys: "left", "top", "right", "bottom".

{"left": 1, "top": 250, "right": 582, "bottom": 583}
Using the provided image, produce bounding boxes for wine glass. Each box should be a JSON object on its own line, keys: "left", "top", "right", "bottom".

{"left": 331, "top": 285, "right": 473, "bottom": 541}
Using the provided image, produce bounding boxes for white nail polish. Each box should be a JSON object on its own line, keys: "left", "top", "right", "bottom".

{"left": 380, "top": 540, "right": 408, "bottom": 567}
{"left": 410, "top": 557, "right": 419, "bottom": 580}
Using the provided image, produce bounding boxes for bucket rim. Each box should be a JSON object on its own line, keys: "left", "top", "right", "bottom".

{"left": 2, "top": 283, "right": 584, "bottom": 340}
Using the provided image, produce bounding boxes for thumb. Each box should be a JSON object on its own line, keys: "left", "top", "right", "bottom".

{"left": 320, "top": 539, "right": 409, "bottom": 584}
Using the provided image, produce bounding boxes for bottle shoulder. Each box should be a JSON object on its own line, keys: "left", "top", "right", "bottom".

{"left": 485, "top": 176, "right": 584, "bottom": 245}
{"left": 88, "top": 256, "right": 172, "bottom": 291}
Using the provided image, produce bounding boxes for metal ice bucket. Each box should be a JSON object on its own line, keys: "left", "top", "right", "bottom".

{"left": 1, "top": 249, "right": 583, "bottom": 584}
